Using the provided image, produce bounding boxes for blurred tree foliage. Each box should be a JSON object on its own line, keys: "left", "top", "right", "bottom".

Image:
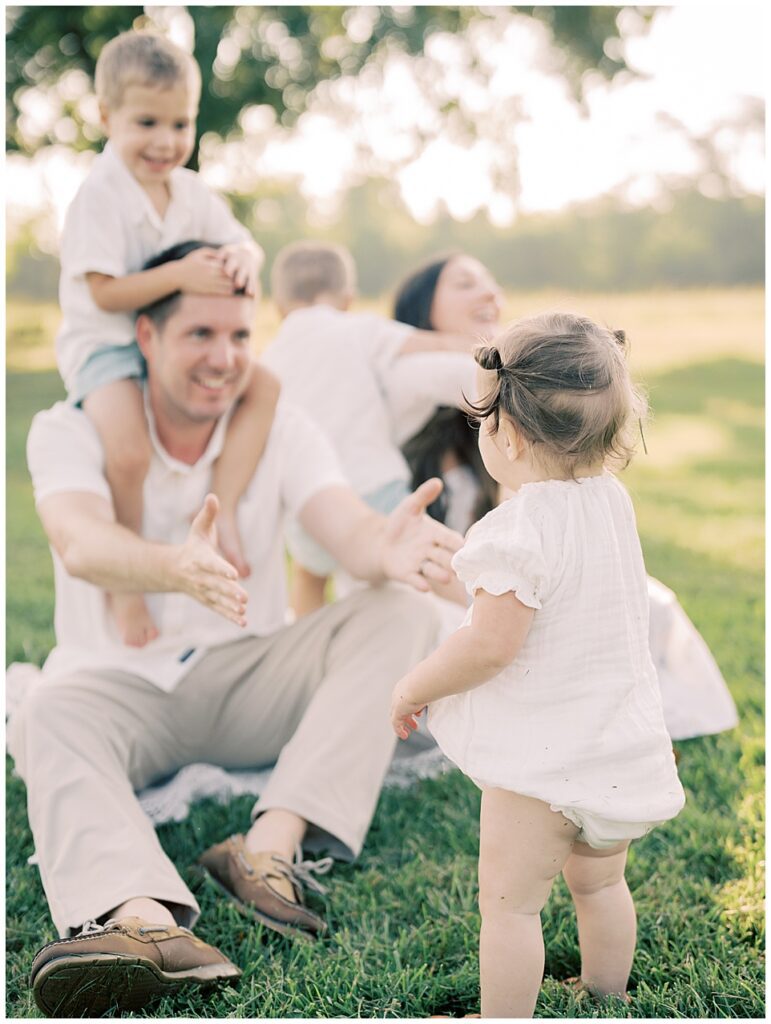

{"left": 7, "top": 5, "right": 648, "bottom": 161}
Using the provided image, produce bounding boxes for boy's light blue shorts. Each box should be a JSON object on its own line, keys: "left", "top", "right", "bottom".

{"left": 69, "top": 342, "right": 146, "bottom": 406}
{"left": 286, "top": 478, "right": 411, "bottom": 577}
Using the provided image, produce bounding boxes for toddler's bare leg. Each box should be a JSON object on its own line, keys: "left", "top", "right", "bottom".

{"left": 291, "top": 564, "right": 329, "bottom": 618}
{"left": 82, "top": 380, "right": 156, "bottom": 647}
{"left": 562, "top": 841, "right": 635, "bottom": 998}
{"left": 478, "top": 789, "right": 578, "bottom": 1018}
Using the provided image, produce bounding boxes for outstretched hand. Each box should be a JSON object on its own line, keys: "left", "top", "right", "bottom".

{"left": 381, "top": 478, "right": 463, "bottom": 592}
{"left": 175, "top": 494, "right": 248, "bottom": 626}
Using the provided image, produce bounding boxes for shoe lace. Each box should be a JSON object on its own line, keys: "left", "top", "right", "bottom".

{"left": 81, "top": 918, "right": 180, "bottom": 937}
{"left": 235, "top": 838, "right": 334, "bottom": 895}
{"left": 287, "top": 846, "right": 334, "bottom": 896}
{"left": 78, "top": 919, "right": 105, "bottom": 935}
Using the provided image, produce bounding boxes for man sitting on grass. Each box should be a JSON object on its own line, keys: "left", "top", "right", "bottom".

{"left": 9, "top": 240, "right": 461, "bottom": 1018}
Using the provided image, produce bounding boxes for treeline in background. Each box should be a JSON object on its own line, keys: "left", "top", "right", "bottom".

{"left": 7, "top": 183, "right": 764, "bottom": 301}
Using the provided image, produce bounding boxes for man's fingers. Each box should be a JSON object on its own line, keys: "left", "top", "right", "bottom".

{"left": 429, "top": 520, "right": 464, "bottom": 553}
{"left": 408, "top": 477, "right": 443, "bottom": 513}
{"left": 418, "top": 559, "right": 452, "bottom": 584}
{"left": 192, "top": 494, "right": 220, "bottom": 536}
{"left": 202, "top": 578, "right": 248, "bottom": 603}
{"left": 404, "top": 571, "right": 431, "bottom": 593}
{"left": 197, "top": 563, "right": 248, "bottom": 595}
{"left": 200, "top": 585, "right": 248, "bottom": 625}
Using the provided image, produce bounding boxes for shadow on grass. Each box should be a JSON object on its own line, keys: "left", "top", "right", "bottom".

{"left": 646, "top": 356, "right": 763, "bottom": 419}
{"left": 641, "top": 356, "right": 763, "bottom": 488}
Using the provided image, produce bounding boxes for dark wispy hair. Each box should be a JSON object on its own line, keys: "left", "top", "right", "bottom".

{"left": 393, "top": 252, "right": 497, "bottom": 525}
{"left": 469, "top": 312, "right": 647, "bottom": 474}
{"left": 393, "top": 253, "right": 458, "bottom": 330}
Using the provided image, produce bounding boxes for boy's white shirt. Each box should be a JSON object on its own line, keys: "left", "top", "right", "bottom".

{"left": 261, "top": 304, "right": 416, "bottom": 494}
{"left": 55, "top": 142, "right": 251, "bottom": 393}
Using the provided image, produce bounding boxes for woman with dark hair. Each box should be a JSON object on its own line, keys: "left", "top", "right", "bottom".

{"left": 386, "top": 251, "right": 738, "bottom": 742}
{"left": 391, "top": 252, "right": 502, "bottom": 534}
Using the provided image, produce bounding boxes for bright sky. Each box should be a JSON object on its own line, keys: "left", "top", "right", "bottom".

{"left": 6, "top": 4, "right": 766, "bottom": 244}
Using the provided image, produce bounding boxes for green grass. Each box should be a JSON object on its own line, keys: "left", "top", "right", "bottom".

{"left": 5, "top": 291, "right": 765, "bottom": 1017}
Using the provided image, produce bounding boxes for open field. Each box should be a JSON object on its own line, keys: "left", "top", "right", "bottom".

{"left": 6, "top": 285, "right": 764, "bottom": 373}
{"left": 5, "top": 288, "right": 764, "bottom": 1017}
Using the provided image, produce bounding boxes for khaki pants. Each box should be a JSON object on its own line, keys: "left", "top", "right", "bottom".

{"left": 8, "top": 586, "right": 438, "bottom": 937}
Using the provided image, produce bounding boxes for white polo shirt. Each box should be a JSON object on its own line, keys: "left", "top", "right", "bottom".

{"left": 55, "top": 142, "right": 251, "bottom": 393}
{"left": 26, "top": 397, "right": 347, "bottom": 691}
{"left": 261, "top": 305, "right": 414, "bottom": 495}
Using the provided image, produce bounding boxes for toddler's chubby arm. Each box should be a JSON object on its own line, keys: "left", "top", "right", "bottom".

{"left": 86, "top": 246, "right": 238, "bottom": 313}
{"left": 37, "top": 490, "right": 248, "bottom": 627}
{"left": 390, "top": 588, "right": 534, "bottom": 738}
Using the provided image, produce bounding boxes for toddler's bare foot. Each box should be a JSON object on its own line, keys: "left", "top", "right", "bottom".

{"left": 217, "top": 509, "right": 250, "bottom": 578}
{"left": 110, "top": 592, "right": 159, "bottom": 648}
{"left": 563, "top": 977, "right": 631, "bottom": 1006}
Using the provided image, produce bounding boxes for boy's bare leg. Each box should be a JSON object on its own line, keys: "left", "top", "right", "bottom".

{"left": 562, "top": 841, "right": 635, "bottom": 998}
{"left": 291, "top": 565, "right": 328, "bottom": 618}
{"left": 478, "top": 789, "right": 578, "bottom": 1018}
{"left": 212, "top": 361, "right": 280, "bottom": 578}
{"left": 82, "top": 380, "right": 156, "bottom": 647}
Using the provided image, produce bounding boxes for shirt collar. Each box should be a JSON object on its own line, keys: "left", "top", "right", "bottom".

{"left": 100, "top": 142, "right": 181, "bottom": 230}
{"left": 143, "top": 385, "right": 230, "bottom": 473}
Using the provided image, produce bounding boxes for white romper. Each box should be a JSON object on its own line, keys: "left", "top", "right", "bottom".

{"left": 428, "top": 473, "right": 686, "bottom": 848}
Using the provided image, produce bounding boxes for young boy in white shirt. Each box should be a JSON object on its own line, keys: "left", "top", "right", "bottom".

{"left": 56, "top": 30, "right": 278, "bottom": 646}
{"left": 262, "top": 241, "right": 475, "bottom": 616}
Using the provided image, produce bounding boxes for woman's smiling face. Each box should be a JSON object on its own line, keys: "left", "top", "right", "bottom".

{"left": 430, "top": 255, "right": 503, "bottom": 339}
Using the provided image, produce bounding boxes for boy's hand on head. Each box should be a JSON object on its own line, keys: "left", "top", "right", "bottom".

{"left": 178, "top": 247, "right": 235, "bottom": 297}
{"left": 219, "top": 242, "right": 263, "bottom": 297}
{"left": 174, "top": 494, "right": 248, "bottom": 626}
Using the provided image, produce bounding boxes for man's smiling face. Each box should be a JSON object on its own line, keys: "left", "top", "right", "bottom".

{"left": 137, "top": 292, "right": 254, "bottom": 427}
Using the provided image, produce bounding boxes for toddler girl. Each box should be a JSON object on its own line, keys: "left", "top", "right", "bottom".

{"left": 390, "top": 312, "right": 685, "bottom": 1018}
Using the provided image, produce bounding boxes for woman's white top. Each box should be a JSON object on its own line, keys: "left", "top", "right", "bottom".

{"left": 428, "top": 473, "right": 686, "bottom": 825}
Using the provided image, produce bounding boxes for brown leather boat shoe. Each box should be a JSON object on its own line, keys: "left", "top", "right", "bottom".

{"left": 30, "top": 916, "right": 240, "bottom": 1018}
{"left": 199, "top": 834, "right": 332, "bottom": 938}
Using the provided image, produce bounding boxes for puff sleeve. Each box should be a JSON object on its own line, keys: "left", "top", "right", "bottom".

{"left": 451, "top": 498, "right": 550, "bottom": 609}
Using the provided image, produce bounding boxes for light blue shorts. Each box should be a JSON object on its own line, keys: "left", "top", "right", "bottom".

{"left": 286, "top": 478, "right": 411, "bottom": 577}
{"left": 70, "top": 342, "right": 146, "bottom": 406}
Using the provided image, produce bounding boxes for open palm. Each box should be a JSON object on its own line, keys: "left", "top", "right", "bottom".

{"left": 382, "top": 478, "right": 463, "bottom": 591}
